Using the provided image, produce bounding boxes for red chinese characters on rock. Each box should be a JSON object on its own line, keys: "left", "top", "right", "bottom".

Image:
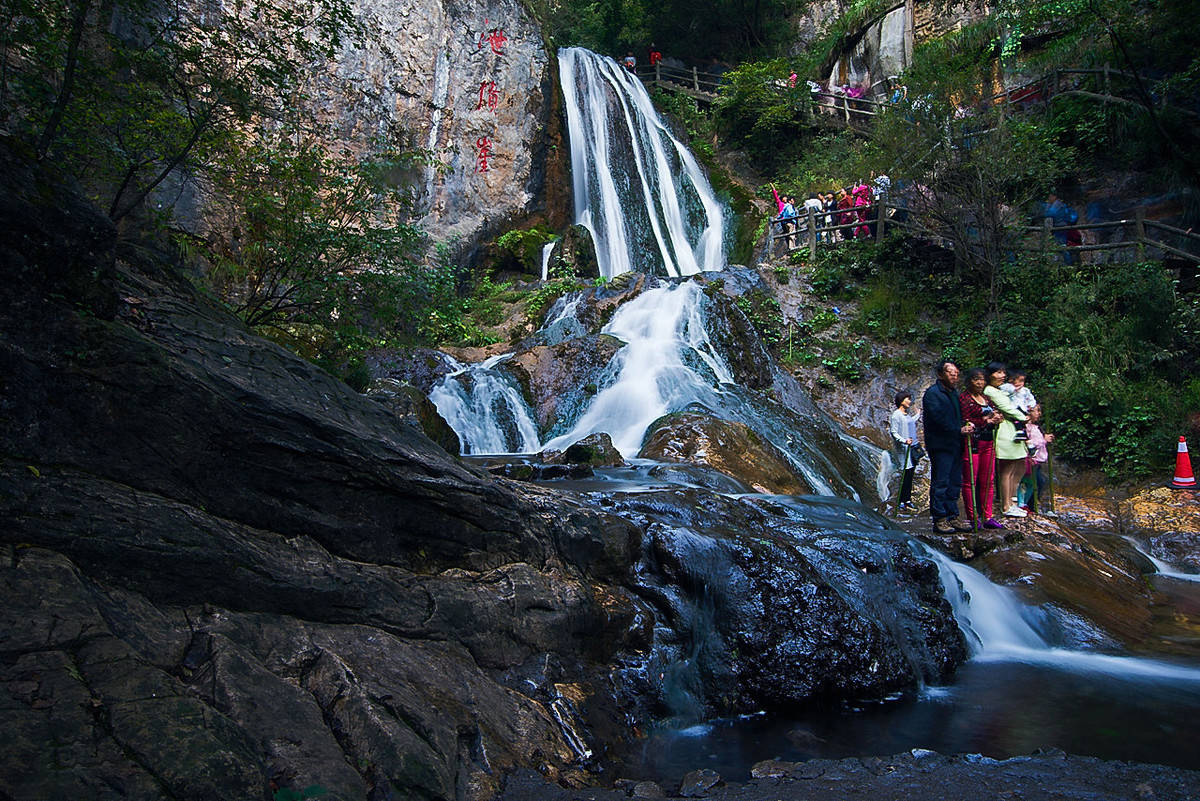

{"left": 477, "top": 20, "right": 507, "bottom": 55}
{"left": 476, "top": 80, "right": 500, "bottom": 112}
{"left": 475, "top": 136, "right": 493, "bottom": 173}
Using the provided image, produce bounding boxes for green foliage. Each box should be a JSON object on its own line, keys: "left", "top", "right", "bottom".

{"left": 524, "top": 278, "right": 585, "bottom": 327}
{"left": 779, "top": 130, "right": 874, "bottom": 196}
{"left": 524, "top": 0, "right": 794, "bottom": 58}
{"left": 820, "top": 338, "right": 871, "bottom": 383}
{"left": 734, "top": 290, "right": 784, "bottom": 348}
{"left": 713, "top": 60, "right": 811, "bottom": 171}
{"left": 495, "top": 226, "right": 556, "bottom": 274}
{"left": 1, "top": 0, "right": 363, "bottom": 222}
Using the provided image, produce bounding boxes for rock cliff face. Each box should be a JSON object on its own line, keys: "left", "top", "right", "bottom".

{"left": 235, "top": 0, "right": 571, "bottom": 258}
{"left": 0, "top": 142, "right": 639, "bottom": 801}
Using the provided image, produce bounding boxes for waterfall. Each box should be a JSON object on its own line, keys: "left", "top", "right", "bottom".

{"left": 559, "top": 47, "right": 727, "bottom": 279}
{"left": 540, "top": 240, "right": 556, "bottom": 281}
{"left": 542, "top": 281, "right": 733, "bottom": 457}
{"left": 926, "top": 546, "right": 1200, "bottom": 681}
{"left": 428, "top": 355, "right": 541, "bottom": 455}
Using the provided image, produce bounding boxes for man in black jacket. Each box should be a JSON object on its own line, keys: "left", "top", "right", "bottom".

{"left": 922, "top": 359, "right": 974, "bottom": 533}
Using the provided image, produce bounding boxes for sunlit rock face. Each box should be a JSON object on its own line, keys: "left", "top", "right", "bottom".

{"left": 639, "top": 410, "right": 814, "bottom": 495}
{"left": 301, "top": 0, "right": 569, "bottom": 246}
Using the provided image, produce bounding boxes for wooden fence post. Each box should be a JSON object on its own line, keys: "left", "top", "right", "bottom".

{"left": 1136, "top": 207, "right": 1146, "bottom": 259}
{"left": 692, "top": 66, "right": 699, "bottom": 92}
{"left": 655, "top": 62, "right": 661, "bottom": 87}
{"left": 1043, "top": 217, "right": 1053, "bottom": 255}
{"left": 875, "top": 202, "right": 886, "bottom": 243}
{"left": 808, "top": 207, "right": 818, "bottom": 259}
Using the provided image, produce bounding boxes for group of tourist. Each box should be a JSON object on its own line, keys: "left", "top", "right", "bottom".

{"left": 890, "top": 359, "right": 1055, "bottom": 533}
{"left": 771, "top": 174, "right": 891, "bottom": 248}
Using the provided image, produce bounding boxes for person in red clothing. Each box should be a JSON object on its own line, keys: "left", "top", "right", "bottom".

{"left": 648, "top": 45, "right": 662, "bottom": 66}
{"left": 835, "top": 187, "right": 854, "bottom": 240}
{"left": 960, "top": 368, "right": 1005, "bottom": 529}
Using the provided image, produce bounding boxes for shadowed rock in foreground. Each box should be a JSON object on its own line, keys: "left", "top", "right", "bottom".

{"left": 0, "top": 141, "right": 966, "bottom": 800}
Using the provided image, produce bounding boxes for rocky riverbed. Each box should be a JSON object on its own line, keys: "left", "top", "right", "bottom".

{"left": 498, "top": 750, "right": 1200, "bottom": 801}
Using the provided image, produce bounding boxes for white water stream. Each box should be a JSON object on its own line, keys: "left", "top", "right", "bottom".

{"left": 928, "top": 547, "right": 1200, "bottom": 681}
{"left": 559, "top": 47, "right": 726, "bottom": 279}
{"left": 541, "top": 281, "right": 732, "bottom": 457}
{"left": 427, "top": 355, "right": 540, "bottom": 455}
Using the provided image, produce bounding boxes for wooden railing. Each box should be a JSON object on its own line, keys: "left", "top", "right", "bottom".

{"left": 770, "top": 202, "right": 1200, "bottom": 264}
{"left": 636, "top": 63, "right": 722, "bottom": 100}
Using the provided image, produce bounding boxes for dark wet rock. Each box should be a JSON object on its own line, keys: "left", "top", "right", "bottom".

{"left": 365, "top": 377, "right": 461, "bottom": 454}
{"left": 552, "top": 433, "right": 626, "bottom": 467}
{"left": 1120, "top": 487, "right": 1200, "bottom": 572}
{"left": 631, "top": 780, "right": 665, "bottom": 798}
{"left": 488, "top": 462, "right": 595, "bottom": 481}
{"left": 679, "top": 768, "right": 722, "bottom": 796}
{"left": 767, "top": 369, "right": 884, "bottom": 506}
{"left": 591, "top": 489, "right": 966, "bottom": 717}
{"left": 365, "top": 346, "right": 460, "bottom": 394}
{"left": 503, "top": 334, "right": 624, "bottom": 432}
{"left": 639, "top": 409, "right": 812, "bottom": 494}
{"left": 0, "top": 142, "right": 652, "bottom": 799}
{"left": 917, "top": 526, "right": 1023, "bottom": 561}
{"left": 551, "top": 223, "right": 600, "bottom": 280}
{"left": 498, "top": 752, "right": 1200, "bottom": 801}
{"left": 646, "top": 463, "right": 753, "bottom": 494}
{"left": 695, "top": 271, "right": 774, "bottom": 391}
{"left": 1150, "top": 531, "right": 1200, "bottom": 573}
{"left": 751, "top": 759, "right": 797, "bottom": 778}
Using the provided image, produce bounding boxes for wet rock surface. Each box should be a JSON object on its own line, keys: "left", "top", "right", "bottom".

{"left": 504, "top": 336, "right": 625, "bottom": 432}
{"left": 1121, "top": 486, "right": 1200, "bottom": 572}
{"left": 498, "top": 751, "right": 1200, "bottom": 801}
{"left": 639, "top": 410, "right": 812, "bottom": 494}
{"left": 589, "top": 489, "right": 966, "bottom": 716}
{"left": 893, "top": 489, "right": 1200, "bottom": 658}
{"left": 365, "top": 377, "right": 462, "bottom": 454}
{"left": 0, "top": 143, "right": 643, "bottom": 800}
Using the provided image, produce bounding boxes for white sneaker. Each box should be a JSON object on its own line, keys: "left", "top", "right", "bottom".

{"left": 1003, "top": 505, "right": 1028, "bottom": 518}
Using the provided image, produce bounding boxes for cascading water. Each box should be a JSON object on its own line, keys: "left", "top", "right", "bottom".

{"left": 428, "top": 355, "right": 540, "bottom": 455}
{"left": 927, "top": 545, "right": 1200, "bottom": 681}
{"left": 541, "top": 281, "right": 731, "bottom": 457}
{"left": 559, "top": 47, "right": 727, "bottom": 279}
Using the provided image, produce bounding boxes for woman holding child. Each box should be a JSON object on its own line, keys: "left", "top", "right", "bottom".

{"left": 984, "top": 361, "right": 1030, "bottom": 519}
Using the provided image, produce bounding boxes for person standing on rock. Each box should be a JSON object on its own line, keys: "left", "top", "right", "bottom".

{"left": 890, "top": 391, "right": 922, "bottom": 514}
{"left": 923, "top": 360, "right": 974, "bottom": 533}
{"left": 959, "top": 368, "right": 1004, "bottom": 529}
{"left": 984, "top": 361, "right": 1030, "bottom": 518}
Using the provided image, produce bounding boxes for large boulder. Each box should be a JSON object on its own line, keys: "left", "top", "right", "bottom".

{"left": 502, "top": 334, "right": 625, "bottom": 432}
{"left": 365, "top": 377, "right": 462, "bottom": 454}
{"left": 639, "top": 410, "right": 812, "bottom": 494}
{"left": 597, "top": 489, "right": 966, "bottom": 718}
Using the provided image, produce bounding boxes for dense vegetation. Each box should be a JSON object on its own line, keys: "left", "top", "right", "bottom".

{"left": 652, "top": 0, "right": 1200, "bottom": 477}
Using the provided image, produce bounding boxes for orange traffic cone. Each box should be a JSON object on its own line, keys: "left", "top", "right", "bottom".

{"left": 1172, "top": 436, "right": 1196, "bottom": 489}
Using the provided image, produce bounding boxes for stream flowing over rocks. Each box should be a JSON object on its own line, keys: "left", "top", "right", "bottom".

{"left": 0, "top": 136, "right": 968, "bottom": 799}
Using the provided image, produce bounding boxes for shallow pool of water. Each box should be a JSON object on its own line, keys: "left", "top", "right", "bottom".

{"left": 614, "top": 657, "right": 1200, "bottom": 784}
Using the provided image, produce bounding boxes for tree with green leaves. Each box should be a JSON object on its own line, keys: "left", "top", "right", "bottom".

{"left": 1, "top": 0, "right": 362, "bottom": 223}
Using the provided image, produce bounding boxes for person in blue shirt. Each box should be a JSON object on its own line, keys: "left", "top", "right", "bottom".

{"left": 922, "top": 360, "right": 975, "bottom": 533}
{"left": 774, "top": 196, "right": 798, "bottom": 249}
{"left": 1044, "top": 191, "right": 1079, "bottom": 263}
